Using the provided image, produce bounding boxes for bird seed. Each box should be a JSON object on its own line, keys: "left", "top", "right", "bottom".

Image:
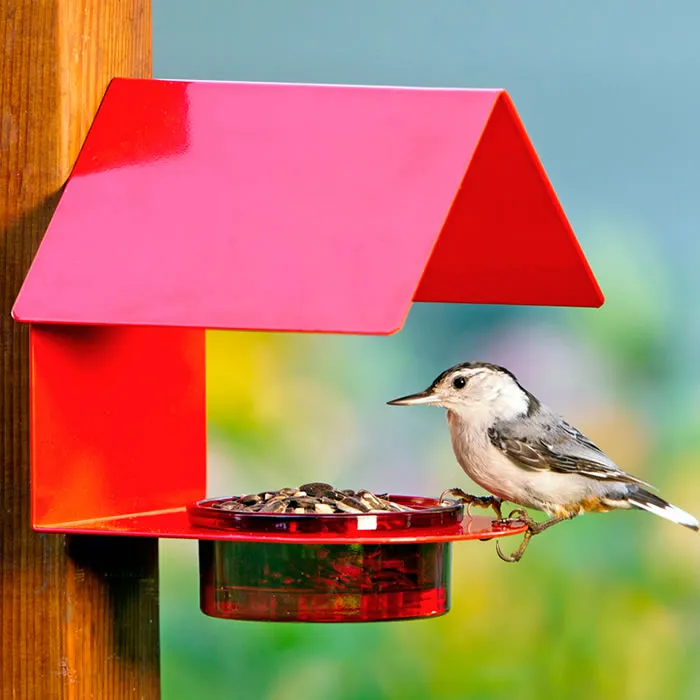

{"left": 209, "top": 483, "right": 419, "bottom": 515}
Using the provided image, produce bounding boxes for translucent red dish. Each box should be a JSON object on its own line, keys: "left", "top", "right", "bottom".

{"left": 191, "top": 494, "right": 462, "bottom": 622}
{"left": 187, "top": 494, "right": 463, "bottom": 535}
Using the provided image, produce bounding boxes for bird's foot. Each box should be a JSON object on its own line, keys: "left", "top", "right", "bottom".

{"left": 440, "top": 488, "right": 503, "bottom": 518}
{"left": 495, "top": 508, "right": 536, "bottom": 529}
{"left": 495, "top": 510, "right": 567, "bottom": 563}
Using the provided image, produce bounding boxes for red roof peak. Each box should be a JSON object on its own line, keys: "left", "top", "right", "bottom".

{"left": 13, "top": 79, "right": 602, "bottom": 333}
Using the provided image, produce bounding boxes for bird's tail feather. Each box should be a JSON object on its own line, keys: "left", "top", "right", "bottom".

{"left": 627, "top": 488, "right": 699, "bottom": 531}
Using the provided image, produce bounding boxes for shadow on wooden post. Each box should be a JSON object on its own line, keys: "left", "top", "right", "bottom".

{"left": 66, "top": 536, "right": 161, "bottom": 667}
{"left": 1, "top": 2, "right": 161, "bottom": 698}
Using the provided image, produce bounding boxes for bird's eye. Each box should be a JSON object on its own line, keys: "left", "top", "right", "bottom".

{"left": 452, "top": 376, "right": 467, "bottom": 389}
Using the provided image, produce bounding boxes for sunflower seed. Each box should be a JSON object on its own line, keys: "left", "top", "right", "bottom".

{"left": 208, "top": 484, "right": 440, "bottom": 515}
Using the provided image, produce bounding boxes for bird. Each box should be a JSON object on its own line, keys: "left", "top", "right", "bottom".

{"left": 387, "top": 361, "right": 699, "bottom": 562}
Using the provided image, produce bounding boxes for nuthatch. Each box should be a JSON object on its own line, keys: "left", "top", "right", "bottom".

{"left": 388, "top": 361, "right": 698, "bottom": 562}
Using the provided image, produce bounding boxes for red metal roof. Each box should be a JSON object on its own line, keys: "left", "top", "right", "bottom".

{"left": 12, "top": 79, "right": 603, "bottom": 333}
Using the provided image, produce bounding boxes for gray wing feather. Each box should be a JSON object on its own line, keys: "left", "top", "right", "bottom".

{"left": 488, "top": 412, "right": 652, "bottom": 488}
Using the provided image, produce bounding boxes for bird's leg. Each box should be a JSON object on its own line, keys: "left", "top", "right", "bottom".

{"left": 495, "top": 509, "right": 569, "bottom": 563}
{"left": 440, "top": 488, "right": 503, "bottom": 518}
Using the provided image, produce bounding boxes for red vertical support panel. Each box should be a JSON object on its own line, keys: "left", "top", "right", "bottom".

{"left": 31, "top": 325, "right": 206, "bottom": 527}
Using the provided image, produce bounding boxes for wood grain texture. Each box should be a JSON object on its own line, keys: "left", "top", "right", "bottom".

{"left": 1, "top": 2, "right": 160, "bottom": 698}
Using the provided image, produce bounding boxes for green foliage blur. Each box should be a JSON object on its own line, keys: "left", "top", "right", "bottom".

{"left": 154, "top": 2, "right": 700, "bottom": 698}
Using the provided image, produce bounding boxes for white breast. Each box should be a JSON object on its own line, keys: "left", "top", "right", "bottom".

{"left": 446, "top": 411, "right": 597, "bottom": 513}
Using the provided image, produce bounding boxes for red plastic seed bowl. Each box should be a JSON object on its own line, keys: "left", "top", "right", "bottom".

{"left": 189, "top": 495, "right": 462, "bottom": 623}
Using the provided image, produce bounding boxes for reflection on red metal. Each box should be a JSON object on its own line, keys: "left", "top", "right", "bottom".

{"left": 70, "top": 79, "right": 190, "bottom": 174}
{"left": 11, "top": 79, "right": 597, "bottom": 620}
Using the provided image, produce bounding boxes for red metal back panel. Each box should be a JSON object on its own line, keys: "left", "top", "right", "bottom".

{"left": 13, "top": 79, "right": 601, "bottom": 334}
{"left": 31, "top": 325, "right": 206, "bottom": 526}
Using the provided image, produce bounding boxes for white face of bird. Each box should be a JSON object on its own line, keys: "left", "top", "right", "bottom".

{"left": 387, "top": 362, "right": 532, "bottom": 425}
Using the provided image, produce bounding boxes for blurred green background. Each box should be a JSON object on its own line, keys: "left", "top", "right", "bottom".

{"left": 153, "top": 2, "right": 700, "bottom": 698}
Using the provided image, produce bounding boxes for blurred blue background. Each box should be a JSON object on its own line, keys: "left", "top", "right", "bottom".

{"left": 153, "top": 2, "right": 700, "bottom": 698}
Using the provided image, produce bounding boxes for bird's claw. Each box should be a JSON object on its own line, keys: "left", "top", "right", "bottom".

{"left": 496, "top": 529, "right": 533, "bottom": 563}
{"left": 494, "top": 510, "right": 569, "bottom": 563}
{"left": 495, "top": 509, "right": 536, "bottom": 563}
{"left": 440, "top": 488, "right": 503, "bottom": 518}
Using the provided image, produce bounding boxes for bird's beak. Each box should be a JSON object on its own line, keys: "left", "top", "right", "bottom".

{"left": 387, "top": 390, "right": 441, "bottom": 406}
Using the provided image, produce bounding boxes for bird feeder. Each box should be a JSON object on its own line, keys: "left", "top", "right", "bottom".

{"left": 12, "top": 78, "right": 603, "bottom": 622}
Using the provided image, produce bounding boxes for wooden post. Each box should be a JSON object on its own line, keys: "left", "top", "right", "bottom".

{"left": 1, "top": 2, "right": 160, "bottom": 698}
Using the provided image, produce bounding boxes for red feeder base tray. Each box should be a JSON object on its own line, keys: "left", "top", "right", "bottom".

{"left": 189, "top": 495, "right": 526, "bottom": 623}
